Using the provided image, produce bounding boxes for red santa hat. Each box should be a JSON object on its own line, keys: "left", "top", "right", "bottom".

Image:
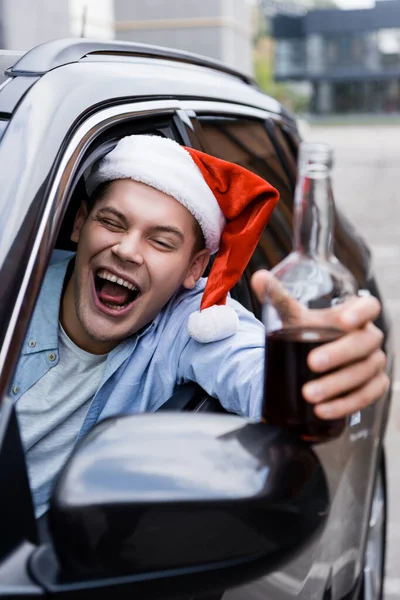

{"left": 86, "top": 135, "right": 279, "bottom": 343}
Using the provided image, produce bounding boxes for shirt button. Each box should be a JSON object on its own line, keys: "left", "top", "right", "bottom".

{"left": 12, "top": 385, "right": 19, "bottom": 395}
{"left": 28, "top": 339, "right": 36, "bottom": 348}
{"left": 48, "top": 353, "right": 57, "bottom": 362}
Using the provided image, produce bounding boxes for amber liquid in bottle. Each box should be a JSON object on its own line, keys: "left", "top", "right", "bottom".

{"left": 262, "top": 327, "right": 346, "bottom": 443}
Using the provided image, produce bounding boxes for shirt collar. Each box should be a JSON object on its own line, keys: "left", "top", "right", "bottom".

{"left": 22, "top": 257, "right": 72, "bottom": 355}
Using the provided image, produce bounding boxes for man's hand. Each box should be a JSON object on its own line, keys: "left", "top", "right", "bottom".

{"left": 251, "top": 270, "right": 389, "bottom": 419}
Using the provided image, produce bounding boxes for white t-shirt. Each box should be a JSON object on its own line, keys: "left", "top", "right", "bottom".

{"left": 17, "top": 324, "right": 108, "bottom": 517}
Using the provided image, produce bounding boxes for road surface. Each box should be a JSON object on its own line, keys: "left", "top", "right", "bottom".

{"left": 307, "top": 124, "right": 400, "bottom": 600}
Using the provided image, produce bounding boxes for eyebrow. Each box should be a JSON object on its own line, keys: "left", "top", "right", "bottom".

{"left": 95, "top": 207, "right": 185, "bottom": 242}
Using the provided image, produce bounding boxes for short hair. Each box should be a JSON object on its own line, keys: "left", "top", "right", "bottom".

{"left": 86, "top": 180, "right": 112, "bottom": 211}
{"left": 191, "top": 218, "right": 206, "bottom": 255}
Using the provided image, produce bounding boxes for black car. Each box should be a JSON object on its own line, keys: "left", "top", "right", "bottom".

{"left": 0, "top": 39, "right": 393, "bottom": 600}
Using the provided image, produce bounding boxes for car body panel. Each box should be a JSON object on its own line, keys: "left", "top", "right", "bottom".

{"left": 1, "top": 56, "right": 282, "bottom": 118}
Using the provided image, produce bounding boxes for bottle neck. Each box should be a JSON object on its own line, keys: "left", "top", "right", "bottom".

{"left": 293, "top": 168, "right": 334, "bottom": 259}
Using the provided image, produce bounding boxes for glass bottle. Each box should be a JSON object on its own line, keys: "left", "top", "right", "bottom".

{"left": 262, "top": 142, "right": 357, "bottom": 443}
{"left": 271, "top": 142, "right": 357, "bottom": 307}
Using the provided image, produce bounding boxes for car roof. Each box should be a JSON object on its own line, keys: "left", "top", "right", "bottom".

{"left": 0, "top": 50, "right": 23, "bottom": 84}
{"left": 7, "top": 38, "right": 255, "bottom": 84}
{"left": 0, "top": 39, "right": 292, "bottom": 122}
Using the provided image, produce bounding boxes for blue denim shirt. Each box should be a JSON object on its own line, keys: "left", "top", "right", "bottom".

{"left": 11, "top": 256, "right": 266, "bottom": 444}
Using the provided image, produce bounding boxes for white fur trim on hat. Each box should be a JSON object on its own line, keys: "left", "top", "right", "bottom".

{"left": 86, "top": 135, "right": 226, "bottom": 254}
{"left": 187, "top": 305, "right": 239, "bottom": 343}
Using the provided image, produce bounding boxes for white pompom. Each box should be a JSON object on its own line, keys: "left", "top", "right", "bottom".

{"left": 187, "top": 305, "right": 239, "bottom": 343}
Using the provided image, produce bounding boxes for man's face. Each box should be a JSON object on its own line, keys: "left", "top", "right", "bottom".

{"left": 62, "top": 179, "right": 210, "bottom": 354}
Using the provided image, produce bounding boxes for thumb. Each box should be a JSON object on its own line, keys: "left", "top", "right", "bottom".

{"left": 251, "top": 270, "right": 304, "bottom": 324}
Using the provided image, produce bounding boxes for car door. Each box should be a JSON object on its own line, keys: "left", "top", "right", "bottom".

{"left": 183, "top": 105, "right": 388, "bottom": 600}
{"left": 0, "top": 80, "right": 325, "bottom": 600}
{"left": 0, "top": 398, "right": 44, "bottom": 595}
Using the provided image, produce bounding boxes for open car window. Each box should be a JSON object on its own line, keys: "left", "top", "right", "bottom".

{"left": 2, "top": 104, "right": 298, "bottom": 533}
{"left": 195, "top": 115, "right": 296, "bottom": 319}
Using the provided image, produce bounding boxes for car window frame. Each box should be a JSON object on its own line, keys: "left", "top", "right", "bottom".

{"left": 0, "top": 100, "right": 220, "bottom": 558}
{"left": 0, "top": 99, "right": 196, "bottom": 405}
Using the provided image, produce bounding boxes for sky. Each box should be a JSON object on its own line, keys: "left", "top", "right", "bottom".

{"left": 335, "top": 0, "right": 374, "bottom": 8}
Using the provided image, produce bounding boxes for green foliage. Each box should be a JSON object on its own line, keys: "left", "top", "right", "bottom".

{"left": 253, "top": 40, "right": 310, "bottom": 114}
{"left": 254, "top": 52, "right": 287, "bottom": 103}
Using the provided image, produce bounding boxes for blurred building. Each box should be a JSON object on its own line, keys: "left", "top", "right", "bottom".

{"left": 272, "top": 0, "right": 400, "bottom": 113}
{"left": 113, "top": 0, "right": 253, "bottom": 76}
{"left": 260, "top": 0, "right": 311, "bottom": 19}
{"left": 0, "top": 0, "right": 252, "bottom": 77}
{"left": 0, "top": 0, "right": 70, "bottom": 49}
{"left": 0, "top": 0, "right": 114, "bottom": 49}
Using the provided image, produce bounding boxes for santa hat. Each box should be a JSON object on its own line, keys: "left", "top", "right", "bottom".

{"left": 86, "top": 135, "right": 279, "bottom": 343}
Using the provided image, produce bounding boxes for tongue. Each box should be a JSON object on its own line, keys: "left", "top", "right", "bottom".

{"left": 98, "top": 281, "right": 131, "bottom": 306}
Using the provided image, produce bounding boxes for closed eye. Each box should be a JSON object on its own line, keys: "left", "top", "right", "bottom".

{"left": 94, "top": 207, "right": 128, "bottom": 230}
{"left": 152, "top": 238, "right": 176, "bottom": 250}
{"left": 98, "top": 217, "right": 123, "bottom": 229}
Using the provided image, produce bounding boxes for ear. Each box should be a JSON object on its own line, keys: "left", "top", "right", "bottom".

{"left": 182, "top": 249, "right": 211, "bottom": 290}
{"left": 71, "top": 202, "right": 89, "bottom": 244}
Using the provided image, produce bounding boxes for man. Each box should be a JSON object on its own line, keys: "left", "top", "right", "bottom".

{"left": 13, "top": 135, "right": 388, "bottom": 518}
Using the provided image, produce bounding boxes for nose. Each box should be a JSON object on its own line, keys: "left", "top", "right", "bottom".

{"left": 112, "top": 233, "right": 144, "bottom": 266}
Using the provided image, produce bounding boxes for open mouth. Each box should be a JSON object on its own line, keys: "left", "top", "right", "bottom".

{"left": 94, "top": 269, "right": 141, "bottom": 312}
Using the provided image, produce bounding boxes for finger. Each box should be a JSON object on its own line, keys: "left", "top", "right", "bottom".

{"left": 303, "top": 349, "right": 387, "bottom": 404}
{"left": 308, "top": 295, "right": 382, "bottom": 332}
{"left": 251, "top": 270, "right": 303, "bottom": 323}
{"left": 308, "top": 323, "right": 384, "bottom": 373}
{"left": 252, "top": 272, "right": 382, "bottom": 331}
{"left": 251, "top": 270, "right": 289, "bottom": 305}
{"left": 338, "top": 295, "right": 382, "bottom": 330}
{"left": 313, "top": 372, "right": 390, "bottom": 420}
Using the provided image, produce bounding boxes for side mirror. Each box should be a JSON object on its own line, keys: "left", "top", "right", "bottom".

{"left": 32, "top": 414, "right": 329, "bottom": 598}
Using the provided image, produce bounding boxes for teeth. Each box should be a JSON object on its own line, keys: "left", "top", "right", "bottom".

{"left": 104, "top": 302, "right": 128, "bottom": 311}
{"left": 97, "top": 269, "right": 137, "bottom": 291}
